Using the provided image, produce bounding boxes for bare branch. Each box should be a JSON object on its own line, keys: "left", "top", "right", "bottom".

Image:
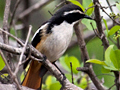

{"left": 14, "top": 25, "right": 32, "bottom": 75}
{"left": 0, "top": 50, "right": 21, "bottom": 90}
{"left": 0, "top": 84, "right": 34, "bottom": 90}
{"left": 43, "top": 59, "right": 83, "bottom": 90}
{"left": 106, "top": 0, "right": 113, "bottom": 12}
{"left": 74, "top": 22, "right": 89, "bottom": 64}
{"left": 0, "top": 28, "right": 24, "bottom": 46}
{"left": 2, "top": 0, "right": 11, "bottom": 44}
{"left": 93, "top": 0, "right": 109, "bottom": 50}
{"left": 10, "top": 0, "right": 22, "bottom": 27}
{"left": 74, "top": 22, "right": 105, "bottom": 90}
{"left": 18, "top": 0, "right": 53, "bottom": 20}
{"left": 98, "top": 2, "right": 120, "bottom": 25}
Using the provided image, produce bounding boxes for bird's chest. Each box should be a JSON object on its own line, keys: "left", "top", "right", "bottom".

{"left": 41, "top": 21, "right": 73, "bottom": 62}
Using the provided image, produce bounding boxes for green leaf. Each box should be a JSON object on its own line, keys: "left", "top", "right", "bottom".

{"left": 20, "top": 72, "right": 25, "bottom": 82}
{"left": 65, "top": 56, "right": 80, "bottom": 74}
{"left": 1, "top": 73, "right": 8, "bottom": 78}
{"left": 82, "top": 0, "right": 92, "bottom": 9}
{"left": 108, "top": 25, "right": 120, "bottom": 37}
{"left": 86, "top": 59, "right": 106, "bottom": 65}
{"left": 101, "top": 66, "right": 110, "bottom": 73}
{"left": 65, "top": 74, "right": 72, "bottom": 82}
{"left": 104, "top": 45, "right": 120, "bottom": 71}
{"left": 81, "top": 19, "right": 97, "bottom": 30}
{"left": 103, "top": 19, "right": 108, "bottom": 31}
{"left": 60, "top": 55, "right": 80, "bottom": 74}
{"left": 79, "top": 76, "right": 87, "bottom": 89}
{"left": 104, "top": 30, "right": 109, "bottom": 37}
{"left": 75, "top": 75, "right": 88, "bottom": 89}
{"left": 86, "top": 2, "right": 94, "bottom": 16}
{"left": 68, "top": 0, "right": 85, "bottom": 11}
{"left": 110, "top": 49, "right": 120, "bottom": 70}
{"left": 105, "top": 45, "right": 113, "bottom": 65}
{"left": 60, "top": 56, "right": 70, "bottom": 72}
{"left": 43, "top": 75, "right": 61, "bottom": 90}
{"left": 103, "top": 65, "right": 118, "bottom": 71}
{"left": 0, "top": 56, "right": 5, "bottom": 71}
{"left": 116, "top": 2, "right": 120, "bottom": 11}
{"left": 49, "top": 82, "right": 61, "bottom": 90}
{"left": 45, "top": 75, "right": 52, "bottom": 89}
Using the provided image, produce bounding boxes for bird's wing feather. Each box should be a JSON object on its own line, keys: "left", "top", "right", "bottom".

{"left": 23, "top": 23, "right": 49, "bottom": 69}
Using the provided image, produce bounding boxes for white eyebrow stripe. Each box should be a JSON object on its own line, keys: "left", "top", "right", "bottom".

{"left": 64, "top": 10, "right": 84, "bottom": 16}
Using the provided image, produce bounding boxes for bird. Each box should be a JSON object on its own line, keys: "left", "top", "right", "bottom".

{"left": 22, "top": 4, "right": 92, "bottom": 89}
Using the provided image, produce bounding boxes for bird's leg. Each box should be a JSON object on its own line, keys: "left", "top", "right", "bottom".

{"left": 53, "top": 61, "right": 65, "bottom": 76}
{"left": 39, "top": 55, "right": 48, "bottom": 77}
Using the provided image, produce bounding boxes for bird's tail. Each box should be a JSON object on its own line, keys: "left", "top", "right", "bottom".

{"left": 22, "top": 60, "right": 42, "bottom": 89}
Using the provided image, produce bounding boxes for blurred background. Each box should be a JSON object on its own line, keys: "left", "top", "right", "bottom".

{"left": 0, "top": 0, "right": 120, "bottom": 90}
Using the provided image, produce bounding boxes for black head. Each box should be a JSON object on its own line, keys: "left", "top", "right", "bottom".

{"left": 48, "top": 4, "right": 92, "bottom": 25}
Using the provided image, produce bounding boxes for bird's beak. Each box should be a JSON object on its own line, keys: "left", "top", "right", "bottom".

{"left": 84, "top": 15, "right": 93, "bottom": 20}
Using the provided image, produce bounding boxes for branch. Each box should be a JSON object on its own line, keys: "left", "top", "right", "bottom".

{"left": 99, "top": 2, "right": 120, "bottom": 25}
{"left": 93, "top": 0, "right": 109, "bottom": 50}
{"left": 0, "top": 84, "right": 34, "bottom": 90}
{"left": 0, "top": 38, "right": 83, "bottom": 90}
{"left": 74, "top": 22, "right": 105, "bottom": 90}
{"left": 10, "top": 0, "right": 22, "bottom": 27}
{"left": 14, "top": 25, "right": 32, "bottom": 75}
{"left": 93, "top": 0, "right": 120, "bottom": 90}
{"left": 2, "top": 0, "right": 11, "bottom": 44}
{"left": 43, "top": 59, "right": 83, "bottom": 90}
{"left": 68, "top": 18, "right": 113, "bottom": 49}
{"left": 0, "top": 50, "right": 21, "bottom": 90}
{"left": 0, "top": 28, "right": 24, "bottom": 46}
{"left": 18, "top": 0, "right": 53, "bottom": 19}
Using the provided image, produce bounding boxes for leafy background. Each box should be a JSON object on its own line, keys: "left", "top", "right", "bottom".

{"left": 0, "top": 0, "right": 120, "bottom": 90}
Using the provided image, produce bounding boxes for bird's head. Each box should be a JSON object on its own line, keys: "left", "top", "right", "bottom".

{"left": 49, "top": 4, "right": 92, "bottom": 25}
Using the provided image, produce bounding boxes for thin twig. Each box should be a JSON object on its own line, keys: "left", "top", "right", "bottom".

{"left": 18, "top": 0, "right": 53, "bottom": 19}
{"left": 85, "top": 5, "right": 96, "bottom": 13}
{"left": 0, "top": 28, "right": 24, "bottom": 46}
{"left": 93, "top": 0, "right": 109, "bottom": 50}
{"left": 70, "top": 62, "right": 74, "bottom": 84}
{"left": 2, "top": 0, "right": 11, "bottom": 44}
{"left": 48, "top": 10, "right": 53, "bottom": 16}
{"left": 108, "top": 84, "right": 116, "bottom": 90}
{"left": 98, "top": 2, "right": 120, "bottom": 25}
{"left": 14, "top": 25, "right": 32, "bottom": 75}
{"left": 105, "top": 0, "right": 120, "bottom": 49}
{"left": 102, "top": 4, "right": 116, "bottom": 9}
{"left": 53, "top": 0, "right": 66, "bottom": 11}
{"left": 0, "top": 72, "right": 10, "bottom": 81}
{"left": 0, "top": 49, "right": 21, "bottom": 90}
{"left": 90, "top": 22, "right": 100, "bottom": 39}
{"left": 106, "top": 0, "right": 113, "bottom": 12}
{"left": 9, "top": 0, "right": 22, "bottom": 27}
{"left": 20, "top": 46, "right": 32, "bottom": 66}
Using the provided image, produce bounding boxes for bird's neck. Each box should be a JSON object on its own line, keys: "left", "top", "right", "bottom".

{"left": 46, "top": 17, "right": 78, "bottom": 34}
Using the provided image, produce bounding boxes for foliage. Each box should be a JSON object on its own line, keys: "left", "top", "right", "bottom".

{"left": 67, "top": 0, "right": 85, "bottom": 11}
{"left": 103, "top": 18, "right": 120, "bottom": 40}
{"left": 86, "top": 45, "right": 120, "bottom": 72}
{"left": 60, "top": 55, "right": 80, "bottom": 74}
{"left": 0, "top": 0, "right": 120, "bottom": 90}
{"left": 42, "top": 55, "right": 88, "bottom": 90}
{"left": 116, "top": 2, "right": 120, "bottom": 11}
{"left": 0, "top": 56, "right": 5, "bottom": 71}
